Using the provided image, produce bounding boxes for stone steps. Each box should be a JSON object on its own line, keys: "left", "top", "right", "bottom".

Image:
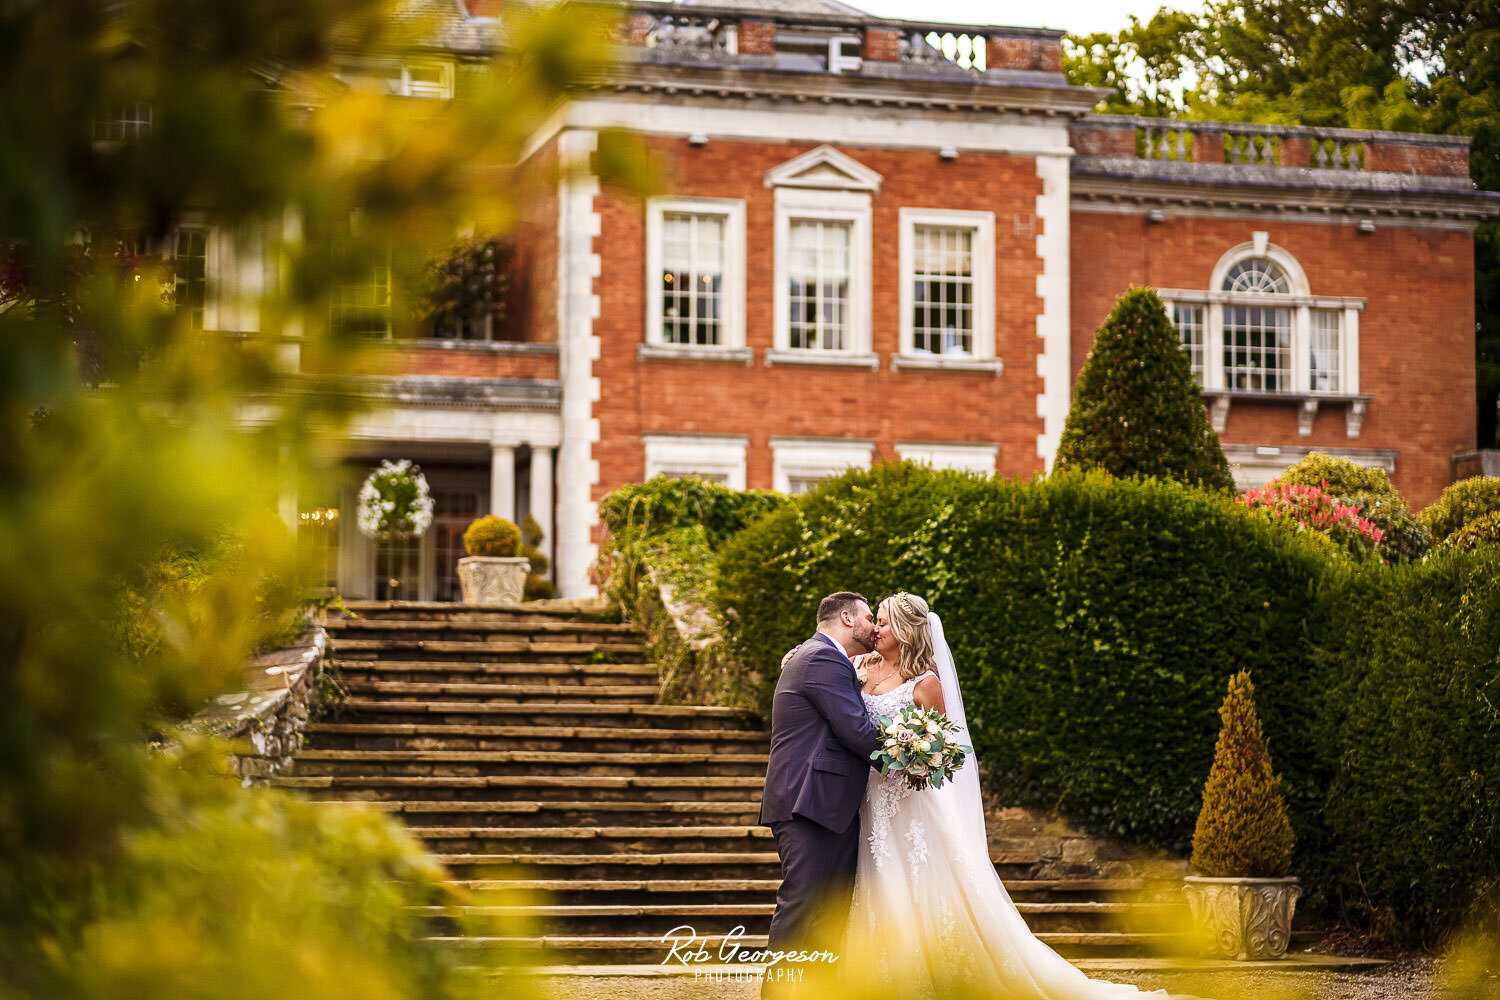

{"left": 449, "top": 877, "right": 1156, "bottom": 905}
{"left": 428, "top": 851, "right": 1048, "bottom": 882}
{"left": 281, "top": 605, "right": 1204, "bottom": 967}
{"left": 327, "top": 617, "right": 639, "bottom": 638}
{"left": 424, "top": 931, "right": 1188, "bottom": 963}
{"left": 337, "top": 600, "right": 614, "bottom": 624}
{"left": 412, "top": 899, "right": 1177, "bottom": 937}
{"left": 330, "top": 661, "right": 660, "bottom": 686}
{"left": 272, "top": 773, "right": 768, "bottom": 802}
{"left": 304, "top": 722, "right": 769, "bottom": 753}
{"left": 338, "top": 680, "right": 657, "bottom": 704}
{"left": 406, "top": 824, "right": 776, "bottom": 855}
{"left": 331, "top": 637, "right": 646, "bottom": 664}
{"left": 308, "top": 799, "right": 765, "bottom": 827}
{"left": 291, "top": 749, "right": 769, "bottom": 779}
{"left": 329, "top": 701, "right": 758, "bottom": 729}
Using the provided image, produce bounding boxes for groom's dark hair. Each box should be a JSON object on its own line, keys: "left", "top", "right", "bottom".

{"left": 816, "top": 591, "right": 867, "bottom": 625}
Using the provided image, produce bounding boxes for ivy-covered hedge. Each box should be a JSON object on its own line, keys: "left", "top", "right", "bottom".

{"left": 716, "top": 463, "right": 1335, "bottom": 849}
{"left": 1315, "top": 546, "right": 1500, "bottom": 943}
{"left": 602, "top": 463, "right": 1500, "bottom": 943}
{"left": 597, "top": 477, "right": 789, "bottom": 710}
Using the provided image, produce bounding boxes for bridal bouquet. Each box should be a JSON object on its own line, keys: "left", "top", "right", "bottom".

{"left": 870, "top": 704, "right": 972, "bottom": 791}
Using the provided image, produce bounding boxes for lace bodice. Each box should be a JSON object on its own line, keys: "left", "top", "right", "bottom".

{"left": 861, "top": 669, "right": 935, "bottom": 721}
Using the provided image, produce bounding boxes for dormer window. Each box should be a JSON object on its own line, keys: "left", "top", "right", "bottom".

{"left": 337, "top": 59, "right": 454, "bottom": 99}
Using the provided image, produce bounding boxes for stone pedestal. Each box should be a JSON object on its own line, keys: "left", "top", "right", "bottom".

{"left": 1183, "top": 875, "right": 1302, "bottom": 960}
{"left": 457, "top": 556, "right": 530, "bottom": 605}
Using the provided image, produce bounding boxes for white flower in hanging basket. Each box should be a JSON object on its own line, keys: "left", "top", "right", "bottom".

{"left": 356, "top": 459, "right": 435, "bottom": 538}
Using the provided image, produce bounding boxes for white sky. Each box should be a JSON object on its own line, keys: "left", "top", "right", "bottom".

{"left": 850, "top": 0, "right": 1207, "bottom": 37}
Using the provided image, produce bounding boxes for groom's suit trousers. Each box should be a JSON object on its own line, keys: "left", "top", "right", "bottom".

{"left": 765, "top": 815, "right": 861, "bottom": 955}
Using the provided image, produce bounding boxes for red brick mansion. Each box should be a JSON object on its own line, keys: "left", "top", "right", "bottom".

{"left": 273, "top": 0, "right": 1499, "bottom": 599}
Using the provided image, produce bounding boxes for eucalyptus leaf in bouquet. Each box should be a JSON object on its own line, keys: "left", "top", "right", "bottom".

{"left": 871, "top": 704, "right": 972, "bottom": 791}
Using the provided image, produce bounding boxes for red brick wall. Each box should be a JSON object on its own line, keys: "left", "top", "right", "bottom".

{"left": 508, "top": 137, "right": 560, "bottom": 344}
{"left": 1069, "top": 212, "right": 1477, "bottom": 507}
{"left": 864, "top": 28, "right": 900, "bottom": 62}
{"left": 391, "top": 344, "right": 558, "bottom": 380}
{"left": 1365, "top": 141, "right": 1470, "bottom": 178}
{"left": 738, "top": 21, "right": 775, "bottom": 55}
{"left": 589, "top": 137, "right": 1048, "bottom": 504}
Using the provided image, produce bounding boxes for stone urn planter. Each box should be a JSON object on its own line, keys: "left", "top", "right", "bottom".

{"left": 1182, "top": 875, "right": 1301, "bottom": 960}
{"left": 457, "top": 555, "right": 530, "bottom": 605}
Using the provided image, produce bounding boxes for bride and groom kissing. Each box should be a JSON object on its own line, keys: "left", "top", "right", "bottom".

{"left": 758, "top": 591, "right": 1175, "bottom": 999}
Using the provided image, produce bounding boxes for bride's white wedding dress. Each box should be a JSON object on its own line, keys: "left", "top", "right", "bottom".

{"left": 844, "top": 634, "right": 1172, "bottom": 999}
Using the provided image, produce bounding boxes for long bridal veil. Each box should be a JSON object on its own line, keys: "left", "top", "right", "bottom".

{"left": 927, "top": 611, "right": 988, "bottom": 851}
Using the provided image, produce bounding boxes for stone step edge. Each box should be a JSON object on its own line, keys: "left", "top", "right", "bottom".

{"left": 297, "top": 750, "right": 766, "bottom": 763}
{"left": 407, "top": 825, "right": 776, "bottom": 838}
{"left": 338, "top": 682, "right": 656, "bottom": 695}
{"left": 271, "top": 775, "right": 765, "bottom": 788}
{"left": 328, "top": 662, "right": 660, "bottom": 675}
{"left": 327, "top": 619, "right": 638, "bottom": 634}
{"left": 431, "top": 852, "right": 1043, "bottom": 866}
{"left": 307, "top": 800, "right": 764, "bottom": 812}
{"left": 447, "top": 878, "right": 1149, "bottom": 893}
{"left": 333, "top": 701, "right": 758, "bottom": 718}
{"left": 504, "top": 955, "right": 1391, "bottom": 977}
{"left": 426, "top": 931, "right": 1186, "bottom": 948}
{"left": 305, "top": 723, "right": 766, "bottom": 739}
{"left": 408, "top": 901, "right": 1168, "bottom": 916}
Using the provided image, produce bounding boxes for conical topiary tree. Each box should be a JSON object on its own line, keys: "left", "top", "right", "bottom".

{"left": 1190, "top": 670, "right": 1295, "bottom": 877}
{"left": 1055, "top": 287, "right": 1235, "bottom": 491}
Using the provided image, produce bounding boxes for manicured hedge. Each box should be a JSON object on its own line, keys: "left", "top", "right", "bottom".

{"left": 1314, "top": 546, "right": 1500, "bottom": 943}
{"left": 598, "top": 475, "right": 789, "bottom": 548}
{"left": 607, "top": 462, "right": 1499, "bottom": 942}
{"left": 716, "top": 463, "right": 1335, "bottom": 850}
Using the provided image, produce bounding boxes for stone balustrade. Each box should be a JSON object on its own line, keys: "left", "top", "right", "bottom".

{"left": 1073, "top": 114, "right": 1471, "bottom": 178}
{"left": 184, "top": 624, "right": 330, "bottom": 785}
{"left": 616, "top": 2, "right": 1064, "bottom": 78}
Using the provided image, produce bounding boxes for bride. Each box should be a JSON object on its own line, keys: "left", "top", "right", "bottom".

{"left": 841, "top": 591, "right": 1173, "bottom": 999}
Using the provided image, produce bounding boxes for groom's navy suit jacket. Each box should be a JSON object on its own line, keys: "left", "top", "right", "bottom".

{"left": 758, "top": 632, "right": 883, "bottom": 834}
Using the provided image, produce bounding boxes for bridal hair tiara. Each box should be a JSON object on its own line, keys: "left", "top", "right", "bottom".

{"left": 893, "top": 592, "right": 918, "bottom": 617}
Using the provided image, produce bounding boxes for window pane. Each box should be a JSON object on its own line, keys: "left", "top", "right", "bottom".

{"left": 1171, "top": 303, "right": 1206, "bottom": 384}
{"left": 1311, "top": 310, "right": 1341, "bottom": 391}
{"left": 1222, "top": 304, "right": 1292, "bottom": 390}
{"left": 788, "top": 219, "right": 851, "bottom": 352}
{"left": 910, "top": 225, "right": 975, "bottom": 356}
{"left": 1223, "top": 258, "right": 1290, "bottom": 294}
{"left": 659, "top": 211, "right": 725, "bottom": 347}
{"left": 174, "top": 229, "right": 208, "bottom": 330}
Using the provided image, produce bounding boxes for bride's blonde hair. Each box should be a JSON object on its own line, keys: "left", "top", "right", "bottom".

{"left": 867, "top": 592, "right": 936, "bottom": 681}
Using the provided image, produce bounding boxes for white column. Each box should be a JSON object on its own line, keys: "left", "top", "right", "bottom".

{"left": 529, "top": 446, "right": 555, "bottom": 578}
{"left": 1033, "top": 150, "right": 1072, "bottom": 472}
{"left": 490, "top": 443, "right": 517, "bottom": 522}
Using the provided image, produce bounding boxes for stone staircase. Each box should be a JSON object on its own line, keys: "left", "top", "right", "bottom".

{"left": 273, "top": 602, "right": 1195, "bottom": 967}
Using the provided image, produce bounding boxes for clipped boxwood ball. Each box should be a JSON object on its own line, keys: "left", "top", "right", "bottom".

{"left": 463, "top": 515, "right": 521, "bottom": 557}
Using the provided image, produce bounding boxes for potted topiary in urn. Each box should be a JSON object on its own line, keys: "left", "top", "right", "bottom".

{"left": 457, "top": 515, "right": 529, "bottom": 605}
{"left": 1183, "top": 670, "right": 1301, "bottom": 960}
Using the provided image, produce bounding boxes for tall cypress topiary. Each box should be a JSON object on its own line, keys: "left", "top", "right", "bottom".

{"left": 1190, "top": 670, "right": 1295, "bottom": 878}
{"left": 1055, "top": 287, "right": 1234, "bottom": 491}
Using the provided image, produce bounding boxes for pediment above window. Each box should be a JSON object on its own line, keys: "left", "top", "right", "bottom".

{"left": 764, "top": 145, "right": 882, "bottom": 193}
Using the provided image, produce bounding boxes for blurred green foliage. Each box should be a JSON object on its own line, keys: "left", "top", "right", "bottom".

{"left": 1422, "top": 475, "right": 1500, "bottom": 541}
{"left": 0, "top": 0, "right": 636, "bottom": 993}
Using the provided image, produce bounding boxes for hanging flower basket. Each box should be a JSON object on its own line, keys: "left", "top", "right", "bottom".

{"left": 356, "top": 459, "right": 434, "bottom": 539}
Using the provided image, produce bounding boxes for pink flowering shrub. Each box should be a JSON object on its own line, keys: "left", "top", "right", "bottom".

{"left": 1237, "top": 480, "right": 1385, "bottom": 561}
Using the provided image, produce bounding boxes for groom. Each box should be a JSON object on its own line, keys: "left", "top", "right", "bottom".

{"left": 758, "top": 591, "right": 883, "bottom": 995}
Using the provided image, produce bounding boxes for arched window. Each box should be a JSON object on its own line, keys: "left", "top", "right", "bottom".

{"left": 1221, "top": 256, "right": 1294, "bottom": 391}
{"left": 1222, "top": 258, "right": 1290, "bottom": 294}
{"left": 1159, "top": 237, "right": 1362, "bottom": 402}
